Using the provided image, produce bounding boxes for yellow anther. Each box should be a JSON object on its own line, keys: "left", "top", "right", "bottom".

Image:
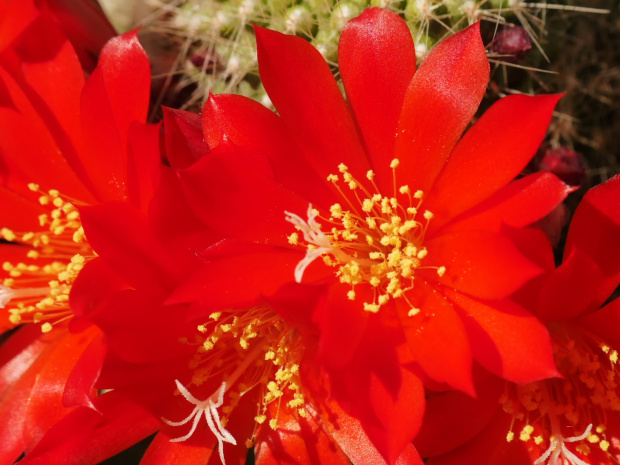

{"left": 534, "top": 436, "right": 543, "bottom": 445}
{"left": 366, "top": 170, "right": 375, "bottom": 180}
{"left": 417, "top": 249, "right": 428, "bottom": 259}
{"left": 338, "top": 163, "right": 348, "bottom": 173}
{"left": 347, "top": 290, "right": 356, "bottom": 300}
{"left": 364, "top": 303, "right": 380, "bottom": 313}
{"left": 288, "top": 233, "right": 299, "bottom": 245}
{"left": 41, "top": 322, "right": 53, "bottom": 333}
{"left": 408, "top": 307, "right": 420, "bottom": 317}
{"left": 423, "top": 210, "right": 434, "bottom": 220}
{"left": 52, "top": 197, "right": 64, "bottom": 208}
{"left": 390, "top": 159, "right": 400, "bottom": 169}
{"left": 327, "top": 174, "right": 339, "bottom": 182}
{"left": 1, "top": 228, "right": 16, "bottom": 242}
{"left": 399, "top": 185, "right": 410, "bottom": 194}
{"left": 519, "top": 425, "right": 534, "bottom": 442}
{"left": 362, "top": 199, "right": 374, "bottom": 212}
{"left": 600, "top": 440, "right": 610, "bottom": 451}
{"left": 28, "top": 183, "right": 39, "bottom": 191}
{"left": 269, "top": 419, "right": 278, "bottom": 430}
{"left": 255, "top": 415, "right": 267, "bottom": 424}
{"left": 437, "top": 266, "right": 446, "bottom": 277}
{"left": 414, "top": 190, "right": 424, "bottom": 199}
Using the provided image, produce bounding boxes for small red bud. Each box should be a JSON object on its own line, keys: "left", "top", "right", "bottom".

{"left": 492, "top": 26, "right": 532, "bottom": 61}
{"left": 539, "top": 147, "right": 587, "bottom": 187}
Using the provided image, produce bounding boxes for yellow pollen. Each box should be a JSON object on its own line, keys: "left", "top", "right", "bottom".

{"left": 502, "top": 332, "right": 620, "bottom": 464}
{"left": 507, "top": 431, "right": 515, "bottom": 442}
{"left": 1, "top": 187, "right": 92, "bottom": 333}
{"left": 285, "top": 161, "right": 446, "bottom": 317}
{"left": 408, "top": 307, "right": 420, "bottom": 317}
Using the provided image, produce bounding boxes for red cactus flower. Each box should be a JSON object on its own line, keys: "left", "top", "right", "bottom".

{"left": 416, "top": 175, "right": 620, "bottom": 465}
{"left": 170, "top": 7, "right": 571, "bottom": 462}
{"left": 0, "top": 4, "right": 154, "bottom": 462}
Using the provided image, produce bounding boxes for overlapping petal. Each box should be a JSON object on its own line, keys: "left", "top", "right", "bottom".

{"left": 395, "top": 22, "right": 488, "bottom": 194}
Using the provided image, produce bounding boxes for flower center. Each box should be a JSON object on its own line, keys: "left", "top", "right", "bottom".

{"left": 164, "top": 306, "right": 306, "bottom": 463}
{"left": 0, "top": 184, "right": 92, "bottom": 332}
{"left": 502, "top": 326, "right": 620, "bottom": 464}
{"left": 285, "top": 159, "right": 445, "bottom": 315}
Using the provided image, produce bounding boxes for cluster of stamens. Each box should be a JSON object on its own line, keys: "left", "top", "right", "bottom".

{"left": 501, "top": 329, "right": 620, "bottom": 464}
{"left": 0, "top": 184, "right": 91, "bottom": 332}
{"left": 165, "top": 307, "right": 305, "bottom": 464}
{"left": 285, "top": 160, "right": 445, "bottom": 315}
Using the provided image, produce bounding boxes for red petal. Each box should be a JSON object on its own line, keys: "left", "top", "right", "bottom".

{"left": 329, "top": 316, "right": 425, "bottom": 464}
{"left": 0, "top": 185, "right": 45, "bottom": 231}
{"left": 395, "top": 23, "right": 488, "bottom": 194}
{"left": 0, "top": 66, "right": 90, "bottom": 200}
{"left": 168, "top": 248, "right": 302, "bottom": 311}
{"left": 62, "top": 330, "right": 107, "bottom": 411}
{"left": 440, "top": 172, "right": 572, "bottom": 235}
{"left": 314, "top": 283, "right": 370, "bottom": 369}
{"left": 19, "top": 389, "right": 160, "bottom": 465}
{"left": 14, "top": 13, "right": 94, "bottom": 192}
{"left": 363, "top": 366, "right": 425, "bottom": 464}
{"left": 140, "top": 431, "right": 213, "bottom": 465}
{"left": 92, "top": 290, "right": 194, "bottom": 364}
{"left": 565, "top": 174, "right": 620, "bottom": 308}
{"left": 339, "top": 8, "right": 415, "bottom": 192}
{"left": 23, "top": 326, "right": 100, "bottom": 448}
{"left": 126, "top": 121, "right": 161, "bottom": 213}
{"left": 414, "top": 374, "right": 504, "bottom": 457}
{"left": 425, "top": 94, "right": 562, "bottom": 229}
{"left": 577, "top": 297, "right": 620, "bottom": 351}
{"left": 0, "top": 327, "right": 68, "bottom": 463}
{"left": 178, "top": 146, "right": 310, "bottom": 248}
{"left": 255, "top": 402, "right": 351, "bottom": 465}
{"left": 42, "top": 0, "right": 116, "bottom": 73}
{"left": 537, "top": 247, "right": 601, "bottom": 322}
{"left": 70, "top": 257, "right": 129, "bottom": 320}
{"left": 255, "top": 26, "right": 370, "bottom": 180}
{"left": 79, "top": 30, "right": 150, "bottom": 201}
{"left": 398, "top": 281, "right": 474, "bottom": 395}
{"left": 0, "top": 324, "right": 46, "bottom": 400}
{"left": 445, "top": 289, "right": 559, "bottom": 383}
{"left": 425, "top": 409, "right": 531, "bottom": 465}
{"left": 0, "top": 0, "right": 38, "bottom": 51}
{"left": 425, "top": 230, "right": 542, "bottom": 300}
{"left": 203, "top": 93, "right": 334, "bottom": 208}
{"left": 79, "top": 202, "right": 182, "bottom": 294}
{"left": 162, "top": 107, "right": 206, "bottom": 169}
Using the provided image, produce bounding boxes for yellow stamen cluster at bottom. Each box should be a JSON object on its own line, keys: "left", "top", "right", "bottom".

{"left": 285, "top": 160, "right": 445, "bottom": 315}
{"left": 171, "top": 306, "right": 306, "bottom": 453}
{"left": 501, "top": 329, "right": 620, "bottom": 464}
{"left": 0, "top": 185, "right": 92, "bottom": 332}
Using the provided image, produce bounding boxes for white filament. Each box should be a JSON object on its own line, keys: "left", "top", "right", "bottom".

{"left": 285, "top": 204, "right": 332, "bottom": 283}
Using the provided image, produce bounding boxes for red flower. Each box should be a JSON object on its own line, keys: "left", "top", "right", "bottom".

{"left": 0, "top": 5, "right": 155, "bottom": 462}
{"left": 9, "top": 103, "right": 424, "bottom": 464}
{"left": 170, "top": 7, "right": 571, "bottom": 462}
{"left": 416, "top": 175, "right": 620, "bottom": 465}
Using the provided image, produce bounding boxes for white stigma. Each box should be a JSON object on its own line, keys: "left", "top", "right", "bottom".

{"left": 284, "top": 204, "right": 332, "bottom": 283}
{"left": 534, "top": 424, "right": 592, "bottom": 465}
{"left": 163, "top": 380, "right": 236, "bottom": 465}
